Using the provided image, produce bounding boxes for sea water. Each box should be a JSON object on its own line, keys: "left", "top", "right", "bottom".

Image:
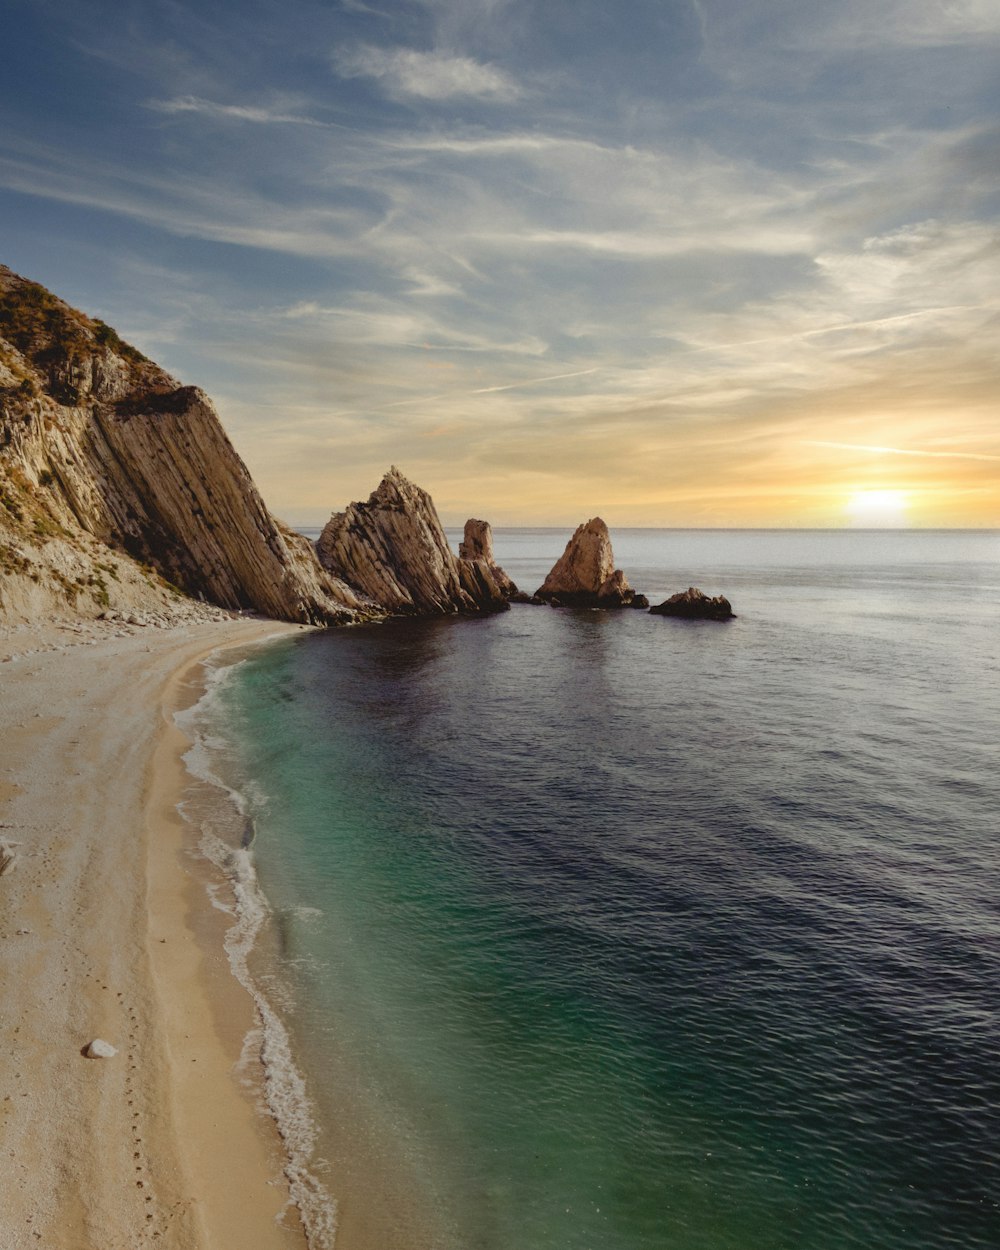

{"left": 186, "top": 530, "right": 1000, "bottom": 1250}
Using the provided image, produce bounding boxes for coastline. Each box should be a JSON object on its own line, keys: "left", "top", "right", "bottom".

{"left": 0, "top": 615, "right": 314, "bottom": 1250}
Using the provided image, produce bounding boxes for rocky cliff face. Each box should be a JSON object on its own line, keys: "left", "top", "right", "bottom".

{"left": 316, "top": 469, "right": 514, "bottom": 615}
{"left": 535, "top": 517, "right": 642, "bottom": 607}
{"left": 0, "top": 266, "right": 374, "bottom": 624}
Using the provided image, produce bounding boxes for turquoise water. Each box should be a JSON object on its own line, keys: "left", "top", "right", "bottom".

{"left": 192, "top": 530, "right": 1000, "bottom": 1250}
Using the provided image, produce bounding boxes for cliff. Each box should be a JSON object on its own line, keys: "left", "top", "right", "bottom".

{"left": 0, "top": 266, "right": 375, "bottom": 624}
{"left": 316, "top": 469, "right": 514, "bottom": 615}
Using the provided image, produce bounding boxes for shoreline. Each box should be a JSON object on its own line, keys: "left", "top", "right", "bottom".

{"left": 0, "top": 615, "right": 315, "bottom": 1250}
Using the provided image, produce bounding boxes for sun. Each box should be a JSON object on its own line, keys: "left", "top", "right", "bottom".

{"left": 845, "top": 489, "right": 910, "bottom": 527}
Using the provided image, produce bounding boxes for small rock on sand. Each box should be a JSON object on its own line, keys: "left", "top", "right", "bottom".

{"left": 85, "top": 1038, "right": 117, "bottom": 1059}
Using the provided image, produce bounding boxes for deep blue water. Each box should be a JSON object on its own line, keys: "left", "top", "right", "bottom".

{"left": 196, "top": 530, "right": 1000, "bottom": 1250}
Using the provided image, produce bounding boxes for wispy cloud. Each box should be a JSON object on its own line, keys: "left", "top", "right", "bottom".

{"left": 2, "top": 0, "right": 997, "bottom": 523}
{"left": 806, "top": 0, "right": 1000, "bottom": 49}
{"left": 146, "top": 95, "right": 331, "bottom": 126}
{"left": 0, "top": 139, "right": 366, "bottom": 259}
{"left": 278, "top": 299, "right": 546, "bottom": 355}
{"left": 805, "top": 442, "right": 1000, "bottom": 463}
{"left": 471, "top": 367, "right": 599, "bottom": 394}
{"left": 333, "top": 44, "right": 522, "bottom": 101}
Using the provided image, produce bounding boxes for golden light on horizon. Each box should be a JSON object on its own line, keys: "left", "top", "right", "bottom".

{"left": 845, "top": 489, "right": 910, "bottom": 527}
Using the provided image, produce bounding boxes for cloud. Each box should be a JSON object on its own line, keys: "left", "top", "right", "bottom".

{"left": 277, "top": 298, "right": 547, "bottom": 355}
{"left": 814, "top": 0, "right": 1000, "bottom": 49}
{"left": 805, "top": 441, "right": 1000, "bottom": 463}
{"left": 146, "top": 95, "right": 331, "bottom": 127}
{"left": 333, "top": 44, "right": 522, "bottom": 101}
{"left": 3, "top": 2, "right": 996, "bottom": 524}
{"left": 0, "top": 140, "right": 366, "bottom": 260}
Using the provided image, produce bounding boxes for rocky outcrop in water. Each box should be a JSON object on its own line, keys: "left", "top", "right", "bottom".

{"left": 0, "top": 265, "right": 376, "bottom": 624}
{"left": 316, "top": 468, "right": 514, "bottom": 615}
{"left": 457, "top": 518, "right": 518, "bottom": 606}
{"left": 535, "top": 517, "right": 643, "bottom": 608}
{"left": 650, "top": 587, "right": 735, "bottom": 620}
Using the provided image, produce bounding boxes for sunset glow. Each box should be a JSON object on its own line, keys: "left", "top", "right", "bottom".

{"left": 845, "top": 490, "right": 910, "bottom": 528}
{"left": 0, "top": 3, "right": 996, "bottom": 526}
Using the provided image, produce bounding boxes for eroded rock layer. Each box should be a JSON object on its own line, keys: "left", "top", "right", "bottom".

{"left": 0, "top": 265, "right": 372, "bottom": 624}
{"left": 317, "top": 469, "right": 513, "bottom": 615}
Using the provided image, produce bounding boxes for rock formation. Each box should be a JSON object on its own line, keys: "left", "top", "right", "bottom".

{"left": 316, "top": 468, "right": 514, "bottom": 615}
{"left": 5, "top": 267, "right": 735, "bottom": 633}
{"left": 535, "top": 517, "right": 643, "bottom": 607}
{"left": 0, "top": 265, "right": 376, "bottom": 625}
{"left": 457, "top": 518, "right": 519, "bottom": 605}
{"left": 649, "top": 587, "right": 735, "bottom": 620}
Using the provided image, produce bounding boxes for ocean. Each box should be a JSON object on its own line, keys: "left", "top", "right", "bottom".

{"left": 180, "top": 529, "right": 1000, "bottom": 1250}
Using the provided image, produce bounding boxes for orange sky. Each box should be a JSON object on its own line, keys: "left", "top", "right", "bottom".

{"left": 4, "top": 2, "right": 997, "bottom": 528}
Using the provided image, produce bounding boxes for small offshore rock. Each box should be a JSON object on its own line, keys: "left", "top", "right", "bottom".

{"left": 649, "top": 587, "right": 735, "bottom": 620}
{"left": 85, "top": 1038, "right": 117, "bottom": 1059}
{"left": 629, "top": 594, "right": 650, "bottom": 609}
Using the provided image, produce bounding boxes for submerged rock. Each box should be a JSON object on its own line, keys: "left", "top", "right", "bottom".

{"left": 317, "top": 469, "right": 512, "bottom": 616}
{"left": 535, "top": 518, "right": 641, "bottom": 608}
{"left": 649, "top": 587, "right": 735, "bottom": 620}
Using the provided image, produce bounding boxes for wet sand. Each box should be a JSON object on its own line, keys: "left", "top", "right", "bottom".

{"left": 0, "top": 616, "right": 313, "bottom": 1250}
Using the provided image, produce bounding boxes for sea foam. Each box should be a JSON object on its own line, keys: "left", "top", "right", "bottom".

{"left": 175, "top": 652, "right": 338, "bottom": 1250}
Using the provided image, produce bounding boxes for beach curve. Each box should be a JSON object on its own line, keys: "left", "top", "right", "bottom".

{"left": 0, "top": 615, "right": 314, "bottom": 1250}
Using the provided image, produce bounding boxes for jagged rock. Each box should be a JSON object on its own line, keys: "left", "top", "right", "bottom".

{"left": 457, "top": 518, "right": 492, "bottom": 563}
{"left": 317, "top": 468, "right": 510, "bottom": 616}
{"left": 649, "top": 587, "right": 735, "bottom": 620}
{"left": 535, "top": 518, "right": 641, "bottom": 608}
{"left": 85, "top": 1038, "right": 117, "bottom": 1059}
{"left": 457, "top": 518, "right": 518, "bottom": 607}
{"left": 0, "top": 265, "right": 378, "bottom": 626}
{"left": 595, "top": 568, "right": 634, "bottom": 608}
{"left": 630, "top": 594, "right": 650, "bottom": 610}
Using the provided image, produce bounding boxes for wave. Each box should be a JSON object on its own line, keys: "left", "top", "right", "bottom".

{"left": 174, "top": 651, "right": 338, "bottom": 1250}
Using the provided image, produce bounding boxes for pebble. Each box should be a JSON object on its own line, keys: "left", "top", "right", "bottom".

{"left": 85, "top": 1038, "right": 117, "bottom": 1059}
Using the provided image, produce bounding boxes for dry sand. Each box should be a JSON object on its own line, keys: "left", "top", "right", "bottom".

{"left": 0, "top": 614, "right": 316, "bottom": 1250}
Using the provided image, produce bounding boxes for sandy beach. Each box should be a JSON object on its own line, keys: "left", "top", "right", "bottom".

{"left": 0, "top": 614, "right": 315, "bottom": 1250}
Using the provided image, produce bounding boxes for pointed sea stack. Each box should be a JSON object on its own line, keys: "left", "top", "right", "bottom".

{"left": 649, "top": 587, "right": 735, "bottom": 620}
{"left": 316, "top": 468, "right": 512, "bottom": 615}
{"left": 535, "top": 517, "right": 643, "bottom": 608}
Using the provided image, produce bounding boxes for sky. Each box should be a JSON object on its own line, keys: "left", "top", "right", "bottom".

{"left": 1, "top": 0, "right": 998, "bottom": 527}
